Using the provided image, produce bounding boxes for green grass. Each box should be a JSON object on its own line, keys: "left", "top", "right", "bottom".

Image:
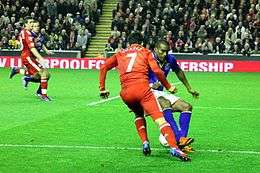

{"left": 0, "top": 68, "right": 260, "bottom": 172}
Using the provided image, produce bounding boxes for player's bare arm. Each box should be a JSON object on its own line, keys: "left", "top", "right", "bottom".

{"left": 175, "top": 69, "right": 199, "bottom": 98}
{"left": 99, "top": 55, "right": 117, "bottom": 99}
{"left": 31, "top": 47, "right": 44, "bottom": 61}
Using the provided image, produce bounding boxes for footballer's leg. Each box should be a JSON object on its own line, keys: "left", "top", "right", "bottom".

{"left": 120, "top": 89, "right": 151, "bottom": 156}
{"left": 129, "top": 104, "right": 150, "bottom": 156}
{"left": 172, "top": 100, "right": 194, "bottom": 147}
{"left": 157, "top": 96, "right": 181, "bottom": 142}
{"left": 26, "top": 73, "right": 42, "bottom": 96}
{"left": 22, "top": 73, "right": 41, "bottom": 89}
{"left": 38, "top": 69, "right": 51, "bottom": 101}
{"left": 142, "top": 91, "right": 190, "bottom": 161}
{"left": 134, "top": 114, "right": 150, "bottom": 156}
{"left": 21, "top": 57, "right": 42, "bottom": 89}
{"left": 10, "top": 67, "right": 28, "bottom": 79}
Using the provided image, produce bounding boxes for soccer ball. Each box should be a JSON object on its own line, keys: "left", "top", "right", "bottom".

{"left": 159, "top": 133, "right": 169, "bottom": 147}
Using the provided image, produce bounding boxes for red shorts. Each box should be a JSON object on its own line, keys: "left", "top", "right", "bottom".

{"left": 22, "top": 56, "right": 43, "bottom": 76}
{"left": 120, "top": 83, "right": 163, "bottom": 121}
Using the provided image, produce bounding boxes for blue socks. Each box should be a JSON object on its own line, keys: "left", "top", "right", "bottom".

{"left": 24, "top": 76, "right": 40, "bottom": 83}
{"left": 163, "top": 109, "right": 180, "bottom": 142}
{"left": 179, "top": 111, "right": 192, "bottom": 137}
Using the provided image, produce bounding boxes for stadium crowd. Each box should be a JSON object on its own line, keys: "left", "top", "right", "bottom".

{"left": 0, "top": 0, "right": 104, "bottom": 53}
{"left": 108, "top": 0, "right": 260, "bottom": 55}
{"left": 0, "top": 0, "right": 259, "bottom": 56}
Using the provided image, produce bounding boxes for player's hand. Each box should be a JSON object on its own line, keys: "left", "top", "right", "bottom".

{"left": 168, "top": 86, "right": 177, "bottom": 94}
{"left": 188, "top": 89, "right": 199, "bottom": 98}
{"left": 151, "top": 82, "right": 162, "bottom": 90}
{"left": 100, "top": 90, "right": 110, "bottom": 99}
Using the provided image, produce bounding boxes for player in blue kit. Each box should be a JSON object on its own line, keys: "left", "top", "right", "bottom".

{"left": 10, "top": 20, "right": 52, "bottom": 101}
{"left": 149, "top": 40, "right": 199, "bottom": 152}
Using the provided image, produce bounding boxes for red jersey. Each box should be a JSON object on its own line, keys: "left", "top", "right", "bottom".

{"left": 19, "top": 29, "right": 35, "bottom": 61}
{"left": 100, "top": 44, "right": 171, "bottom": 90}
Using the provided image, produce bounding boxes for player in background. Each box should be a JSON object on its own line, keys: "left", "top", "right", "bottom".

{"left": 99, "top": 32, "right": 190, "bottom": 161}
{"left": 9, "top": 17, "right": 51, "bottom": 101}
{"left": 149, "top": 39, "right": 199, "bottom": 152}
{"left": 24, "top": 21, "right": 52, "bottom": 97}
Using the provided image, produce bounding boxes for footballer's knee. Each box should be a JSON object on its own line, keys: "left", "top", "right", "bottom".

{"left": 40, "top": 69, "right": 50, "bottom": 79}
{"left": 158, "top": 96, "right": 171, "bottom": 110}
{"left": 46, "top": 71, "right": 51, "bottom": 80}
{"left": 172, "top": 100, "right": 193, "bottom": 112}
{"left": 186, "top": 103, "right": 193, "bottom": 111}
{"left": 181, "top": 102, "right": 193, "bottom": 112}
{"left": 135, "top": 114, "right": 144, "bottom": 119}
{"left": 154, "top": 117, "right": 167, "bottom": 127}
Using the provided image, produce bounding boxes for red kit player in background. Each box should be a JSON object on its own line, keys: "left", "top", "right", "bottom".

{"left": 99, "top": 32, "right": 191, "bottom": 161}
{"left": 10, "top": 17, "right": 51, "bottom": 101}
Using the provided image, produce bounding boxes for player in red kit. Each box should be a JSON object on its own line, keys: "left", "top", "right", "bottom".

{"left": 99, "top": 32, "right": 191, "bottom": 161}
{"left": 10, "top": 17, "right": 51, "bottom": 101}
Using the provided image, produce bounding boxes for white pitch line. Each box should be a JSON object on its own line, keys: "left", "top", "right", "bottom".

{"left": 0, "top": 144, "right": 259, "bottom": 155}
{"left": 87, "top": 82, "right": 182, "bottom": 106}
{"left": 196, "top": 106, "right": 260, "bottom": 111}
{"left": 87, "top": 96, "right": 120, "bottom": 106}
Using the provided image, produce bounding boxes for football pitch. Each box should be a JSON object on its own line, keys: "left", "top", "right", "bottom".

{"left": 0, "top": 68, "right": 260, "bottom": 172}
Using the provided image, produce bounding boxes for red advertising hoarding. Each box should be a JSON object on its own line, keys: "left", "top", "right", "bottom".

{"left": 0, "top": 56, "right": 260, "bottom": 72}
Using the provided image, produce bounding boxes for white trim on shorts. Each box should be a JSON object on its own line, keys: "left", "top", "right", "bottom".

{"left": 151, "top": 89, "right": 180, "bottom": 111}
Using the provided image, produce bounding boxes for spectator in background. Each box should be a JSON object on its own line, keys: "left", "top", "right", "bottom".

{"left": 1, "top": 36, "right": 9, "bottom": 49}
{"left": 175, "top": 37, "right": 185, "bottom": 52}
{"left": 76, "top": 29, "right": 88, "bottom": 57}
{"left": 253, "top": 36, "right": 260, "bottom": 53}
{"left": 166, "top": 31, "right": 174, "bottom": 51}
{"left": 108, "top": 33, "right": 119, "bottom": 50}
{"left": 8, "top": 35, "right": 20, "bottom": 49}
{"left": 0, "top": 1, "right": 4, "bottom": 16}
{"left": 233, "top": 40, "right": 242, "bottom": 55}
{"left": 57, "top": 0, "right": 68, "bottom": 16}
{"left": 69, "top": 25, "right": 76, "bottom": 49}
{"left": 84, "top": 28, "right": 92, "bottom": 48}
{"left": 241, "top": 42, "right": 252, "bottom": 56}
{"left": 224, "top": 28, "right": 234, "bottom": 53}
{"left": 84, "top": 17, "right": 96, "bottom": 36}
{"left": 111, "top": 26, "right": 121, "bottom": 38}
{"left": 115, "top": 40, "right": 123, "bottom": 53}
{"left": 213, "top": 37, "right": 225, "bottom": 54}
{"left": 185, "top": 38, "right": 194, "bottom": 53}
{"left": 201, "top": 38, "right": 213, "bottom": 54}
{"left": 57, "top": 35, "right": 66, "bottom": 50}
{"left": 196, "top": 25, "right": 207, "bottom": 40}
{"left": 46, "top": 0, "right": 57, "bottom": 21}
{"left": 60, "top": 29, "right": 69, "bottom": 49}
{"left": 195, "top": 38, "right": 203, "bottom": 52}
{"left": 105, "top": 43, "right": 114, "bottom": 52}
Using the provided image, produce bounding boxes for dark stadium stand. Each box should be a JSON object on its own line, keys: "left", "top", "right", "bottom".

{"left": 0, "top": 0, "right": 259, "bottom": 57}
{"left": 108, "top": 0, "right": 260, "bottom": 55}
{"left": 0, "top": 0, "right": 104, "bottom": 57}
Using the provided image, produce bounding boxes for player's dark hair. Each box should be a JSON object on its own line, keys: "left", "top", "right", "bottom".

{"left": 128, "top": 32, "right": 143, "bottom": 45}
{"left": 155, "top": 39, "right": 169, "bottom": 48}
{"left": 23, "top": 16, "right": 34, "bottom": 25}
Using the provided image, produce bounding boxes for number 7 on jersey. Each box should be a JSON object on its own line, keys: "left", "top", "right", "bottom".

{"left": 126, "top": 52, "right": 137, "bottom": 72}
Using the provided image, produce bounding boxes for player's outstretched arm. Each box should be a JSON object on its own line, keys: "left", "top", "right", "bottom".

{"left": 99, "top": 55, "right": 118, "bottom": 99}
{"left": 31, "top": 47, "right": 48, "bottom": 68}
{"left": 176, "top": 69, "right": 199, "bottom": 98}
